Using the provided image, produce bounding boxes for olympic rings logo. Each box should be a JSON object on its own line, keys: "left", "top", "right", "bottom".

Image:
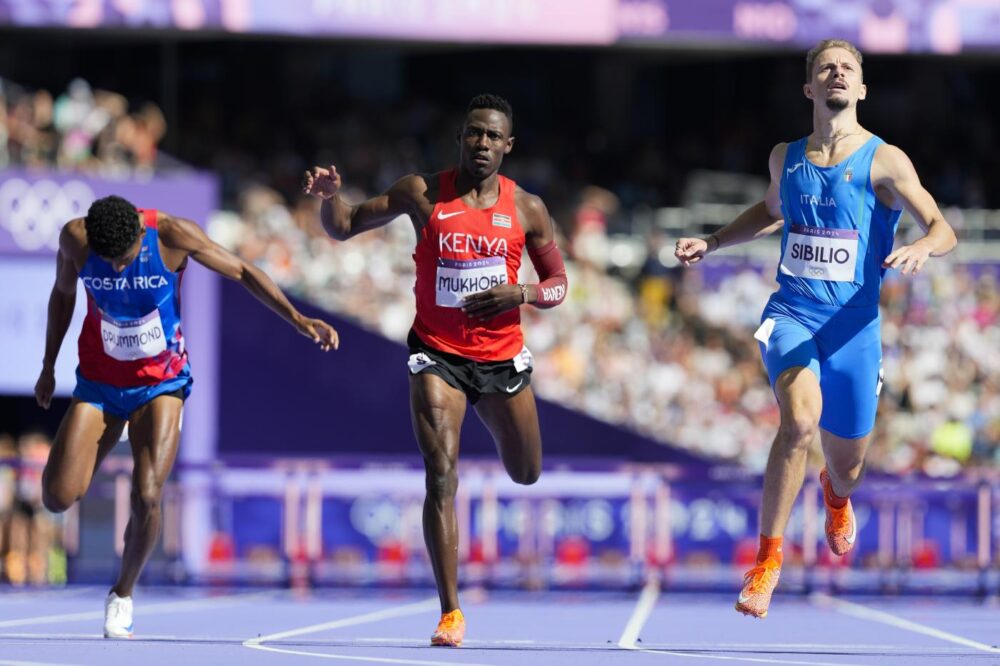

{"left": 808, "top": 267, "right": 827, "bottom": 277}
{"left": 0, "top": 178, "right": 95, "bottom": 251}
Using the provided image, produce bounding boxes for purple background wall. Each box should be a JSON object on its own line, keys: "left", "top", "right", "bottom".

{"left": 217, "top": 279, "right": 709, "bottom": 465}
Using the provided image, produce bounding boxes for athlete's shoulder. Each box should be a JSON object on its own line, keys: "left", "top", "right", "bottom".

{"left": 872, "top": 142, "right": 918, "bottom": 183}
{"left": 767, "top": 142, "right": 791, "bottom": 180}
{"left": 513, "top": 186, "right": 546, "bottom": 213}
{"left": 154, "top": 211, "right": 185, "bottom": 238}
{"left": 392, "top": 173, "right": 433, "bottom": 194}
{"left": 769, "top": 141, "right": 793, "bottom": 161}
{"left": 513, "top": 187, "right": 550, "bottom": 235}
{"left": 156, "top": 213, "right": 210, "bottom": 253}
{"left": 387, "top": 172, "right": 434, "bottom": 205}
{"left": 872, "top": 141, "right": 910, "bottom": 164}
{"left": 60, "top": 218, "right": 88, "bottom": 254}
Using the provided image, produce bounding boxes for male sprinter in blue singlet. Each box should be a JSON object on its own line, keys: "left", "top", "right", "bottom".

{"left": 675, "top": 39, "right": 957, "bottom": 618}
{"left": 35, "top": 196, "right": 338, "bottom": 637}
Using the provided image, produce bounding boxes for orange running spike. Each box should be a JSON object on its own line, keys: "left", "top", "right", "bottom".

{"left": 430, "top": 609, "right": 466, "bottom": 647}
{"left": 820, "top": 468, "right": 857, "bottom": 556}
{"left": 735, "top": 557, "right": 781, "bottom": 619}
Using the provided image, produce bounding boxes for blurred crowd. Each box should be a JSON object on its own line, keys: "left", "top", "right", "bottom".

{"left": 0, "top": 77, "right": 166, "bottom": 176}
{"left": 0, "top": 432, "right": 64, "bottom": 586}
{"left": 10, "top": 55, "right": 994, "bottom": 217}
{"left": 3, "top": 76, "right": 997, "bottom": 475}
{"left": 209, "top": 186, "right": 999, "bottom": 475}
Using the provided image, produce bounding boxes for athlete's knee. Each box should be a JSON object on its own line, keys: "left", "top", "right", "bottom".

{"left": 423, "top": 458, "right": 458, "bottom": 499}
{"left": 507, "top": 460, "right": 541, "bottom": 486}
{"left": 827, "top": 459, "right": 866, "bottom": 494}
{"left": 776, "top": 414, "right": 819, "bottom": 451}
{"left": 42, "top": 485, "right": 76, "bottom": 514}
{"left": 425, "top": 471, "right": 458, "bottom": 499}
{"left": 41, "top": 469, "right": 79, "bottom": 513}
{"left": 130, "top": 484, "right": 164, "bottom": 519}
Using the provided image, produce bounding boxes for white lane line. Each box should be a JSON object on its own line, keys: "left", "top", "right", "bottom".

{"left": 618, "top": 578, "right": 660, "bottom": 649}
{"left": 640, "top": 642, "right": 971, "bottom": 653}
{"left": 0, "top": 660, "right": 85, "bottom": 666}
{"left": 638, "top": 650, "right": 874, "bottom": 666}
{"left": 244, "top": 597, "right": 498, "bottom": 665}
{"left": 0, "top": 632, "right": 244, "bottom": 642}
{"left": 0, "top": 634, "right": 102, "bottom": 640}
{"left": 0, "top": 591, "right": 270, "bottom": 629}
{"left": 244, "top": 597, "right": 438, "bottom": 645}
{"left": 0, "top": 588, "right": 99, "bottom": 602}
{"left": 810, "top": 593, "right": 1000, "bottom": 654}
{"left": 249, "top": 644, "right": 498, "bottom": 666}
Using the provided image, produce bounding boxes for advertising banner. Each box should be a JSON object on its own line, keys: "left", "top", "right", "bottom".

{"left": 3, "top": 1, "right": 998, "bottom": 52}
{"left": 0, "top": 0, "right": 619, "bottom": 45}
{"left": 618, "top": 0, "right": 1000, "bottom": 54}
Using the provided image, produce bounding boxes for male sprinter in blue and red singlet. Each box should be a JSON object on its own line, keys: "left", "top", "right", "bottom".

{"left": 35, "top": 195, "right": 338, "bottom": 638}
{"left": 303, "top": 94, "right": 567, "bottom": 646}
{"left": 676, "top": 40, "right": 957, "bottom": 618}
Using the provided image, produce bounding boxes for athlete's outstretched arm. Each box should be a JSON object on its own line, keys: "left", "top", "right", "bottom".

{"left": 462, "top": 192, "right": 567, "bottom": 320}
{"left": 302, "top": 166, "right": 422, "bottom": 240}
{"left": 873, "top": 144, "right": 957, "bottom": 275}
{"left": 35, "top": 225, "right": 85, "bottom": 408}
{"left": 160, "top": 216, "right": 339, "bottom": 351}
{"left": 675, "top": 143, "right": 787, "bottom": 266}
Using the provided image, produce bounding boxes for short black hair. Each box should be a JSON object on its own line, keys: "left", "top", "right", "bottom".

{"left": 85, "top": 195, "right": 141, "bottom": 259}
{"left": 467, "top": 94, "right": 513, "bottom": 132}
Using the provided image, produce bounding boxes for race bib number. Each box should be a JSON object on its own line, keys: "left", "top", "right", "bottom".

{"left": 435, "top": 257, "right": 508, "bottom": 308}
{"left": 780, "top": 224, "right": 858, "bottom": 282}
{"left": 100, "top": 309, "right": 167, "bottom": 361}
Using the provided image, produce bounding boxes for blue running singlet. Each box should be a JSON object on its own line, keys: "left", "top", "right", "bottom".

{"left": 74, "top": 209, "right": 192, "bottom": 418}
{"left": 756, "top": 136, "right": 901, "bottom": 438}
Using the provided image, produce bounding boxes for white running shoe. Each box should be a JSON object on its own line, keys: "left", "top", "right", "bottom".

{"left": 104, "top": 591, "right": 134, "bottom": 638}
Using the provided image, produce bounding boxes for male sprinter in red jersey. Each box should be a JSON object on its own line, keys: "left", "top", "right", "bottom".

{"left": 303, "top": 94, "right": 567, "bottom": 647}
{"left": 35, "top": 195, "right": 338, "bottom": 638}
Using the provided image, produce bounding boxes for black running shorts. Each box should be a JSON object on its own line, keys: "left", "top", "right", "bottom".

{"left": 406, "top": 330, "right": 533, "bottom": 404}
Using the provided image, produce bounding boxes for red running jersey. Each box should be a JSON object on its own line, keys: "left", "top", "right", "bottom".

{"left": 412, "top": 169, "right": 525, "bottom": 362}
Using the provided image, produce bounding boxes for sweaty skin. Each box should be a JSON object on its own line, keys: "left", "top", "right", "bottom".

{"left": 37, "top": 210, "right": 338, "bottom": 602}
{"left": 673, "top": 44, "right": 956, "bottom": 617}
{"left": 302, "top": 106, "right": 564, "bottom": 623}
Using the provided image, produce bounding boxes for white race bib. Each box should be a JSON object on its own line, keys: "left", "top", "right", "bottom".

{"left": 780, "top": 224, "right": 859, "bottom": 282}
{"left": 435, "top": 257, "right": 508, "bottom": 308}
{"left": 407, "top": 351, "right": 437, "bottom": 375}
{"left": 512, "top": 346, "right": 534, "bottom": 373}
{"left": 100, "top": 309, "right": 167, "bottom": 361}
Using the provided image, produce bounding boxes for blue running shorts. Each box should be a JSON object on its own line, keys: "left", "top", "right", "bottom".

{"left": 755, "top": 290, "right": 883, "bottom": 439}
{"left": 73, "top": 365, "right": 193, "bottom": 420}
